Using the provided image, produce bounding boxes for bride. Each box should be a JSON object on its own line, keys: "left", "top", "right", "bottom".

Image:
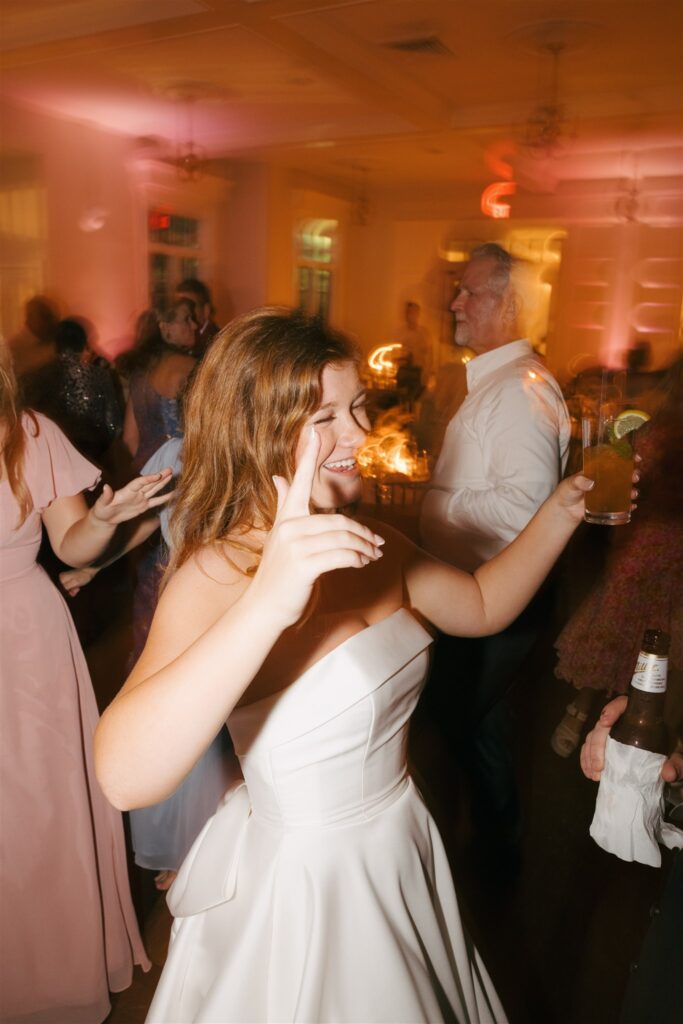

{"left": 95, "top": 308, "right": 598, "bottom": 1024}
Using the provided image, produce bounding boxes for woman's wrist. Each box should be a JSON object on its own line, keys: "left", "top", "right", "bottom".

{"left": 237, "top": 578, "right": 290, "bottom": 643}
{"left": 86, "top": 505, "right": 117, "bottom": 534}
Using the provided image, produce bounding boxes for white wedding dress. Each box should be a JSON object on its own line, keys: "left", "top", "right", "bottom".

{"left": 147, "top": 609, "right": 506, "bottom": 1024}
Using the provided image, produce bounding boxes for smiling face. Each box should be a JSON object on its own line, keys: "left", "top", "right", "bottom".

{"left": 450, "top": 257, "right": 515, "bottom": 354}
{"left": 295, "top": 361, "right": 369, "bottom": 510}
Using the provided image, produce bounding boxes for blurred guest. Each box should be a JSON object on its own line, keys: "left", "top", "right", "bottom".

{"left": 7, "top": 294, "right": 58, "bottom": 378}
{"left": 60, "top": 435, "right": 238, "bottom": 894}
{"left": 115, "top": 309, "right": 160, "bottom": 405}
{"left": 393, "top": 300, "right": 434, "bottom": 384}
{"left": 420, "top": 242, "right": 570, "bottom": 864}
{"left": 22, "top": 317, "right": 123, "bottom": 463}
{"left": 552, "top": 356, "right": 683, "bottom": 756}
{"left": 0, "top": 341, "right": 176, "bottom": 1023}
{"left": 122, "top": 299, "right": 197, "bottom": 472}
{"left": 624, "top": 338, "right": 666, "bottom": 413}
{"left": 580, "top": 698, "right": 683, "bottom": 1024}
{"left": 175, "top": 277, "right": 219, "bottom": 358}
{"left": 415, "top": 358, "right": 468, "bottom": 457}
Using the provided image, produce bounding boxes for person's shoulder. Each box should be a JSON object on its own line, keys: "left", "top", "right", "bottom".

{"left": 141, "top": 436, "right": 183, "bottom": 475}
{"left": 20, "top": 409, "right": 42, "bottom": 437}
{"left": 160, "top": 542, "right": 252, "bottom": 624}
{"left": 22, "top": 409, "right": 66, "bottom": 444}
{"left": 496, "top": 356, "right": 562, "bottom": 396}
{"left": 168, "top": 538, "right": 256, "bottom": 594}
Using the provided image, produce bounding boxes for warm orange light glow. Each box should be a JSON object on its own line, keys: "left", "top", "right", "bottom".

{"left": 368, "top": 343, "right": 402, "bottom": 376}
{"left": 480, "top": 181, "right": 517, "bottom": 219}
{"left": 358, "top": 412, "right": 430, "bottom": 482}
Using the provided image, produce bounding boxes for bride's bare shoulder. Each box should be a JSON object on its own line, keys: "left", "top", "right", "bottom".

{"left": 128, "top": 539, "right": 257, "bottom": 685}
{"left": 162, "top": 538, "right": 258, "bottom": 607}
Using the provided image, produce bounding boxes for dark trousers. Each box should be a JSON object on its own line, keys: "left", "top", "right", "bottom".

{"left": 424, "top": 596, "right": 542, "bottom": 848}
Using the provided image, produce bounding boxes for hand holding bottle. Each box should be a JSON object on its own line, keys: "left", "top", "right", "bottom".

{"left": 582, "top": 698, "right": 683, "bottom": 785}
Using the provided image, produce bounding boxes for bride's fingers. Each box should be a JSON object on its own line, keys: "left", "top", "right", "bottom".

{"left": 304, "top": 546, "right": 382, "bottom": 577}
{"left": 294, "top": 529, "right": 383, "bottom": 561}
{"left": 293, "top": 513, "right": 384, "bottom": 546}
{"left": 279, "top": 428, "right": 320, "bottom": 520}
{"left": 272, "top": 475, "right": 289, "bottom": 510}
{"left": 571, "top": 473, "right": 595, "bottom": 493}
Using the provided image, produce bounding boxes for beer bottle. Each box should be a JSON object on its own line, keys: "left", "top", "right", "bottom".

{"left": 611, "top": 629, "right": 669, "bottom": 755}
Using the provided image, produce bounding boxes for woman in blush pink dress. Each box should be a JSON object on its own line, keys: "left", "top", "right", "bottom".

{"left": 0, "top": 343, "right": 173, "bottom": 1024}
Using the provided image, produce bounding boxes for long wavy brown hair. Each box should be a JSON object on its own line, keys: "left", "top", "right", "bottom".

{"left": 0, "top": 341, "right": 36, "bottom": 527}
{"left": 167, "top": 307, "right": 359, "bottom": 576}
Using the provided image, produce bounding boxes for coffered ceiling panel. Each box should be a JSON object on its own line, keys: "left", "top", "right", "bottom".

{"left": 1, "top": 0, "right": 681, "bottom": 188}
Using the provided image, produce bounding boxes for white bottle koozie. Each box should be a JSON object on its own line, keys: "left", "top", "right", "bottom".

{"left": 590, "top": 737, "right": 683, "bottom": 867}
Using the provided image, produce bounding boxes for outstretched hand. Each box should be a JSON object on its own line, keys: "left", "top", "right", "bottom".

{"left": 250, "top": 427, "right": 384, "bottom": 630}
{"left": 90, "top": 468, "right": 174, "bottom": 527}
{"left": 580, "top": 695, "right": 683, "bottom": 784}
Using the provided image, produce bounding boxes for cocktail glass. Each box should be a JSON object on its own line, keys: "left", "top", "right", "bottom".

{"left": 582, "top": 371, "right": 634, "bottom": 526}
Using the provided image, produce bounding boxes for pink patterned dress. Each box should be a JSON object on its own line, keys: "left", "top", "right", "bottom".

{"left": 0, "top": 413, "right": 149, "bottom": 1024}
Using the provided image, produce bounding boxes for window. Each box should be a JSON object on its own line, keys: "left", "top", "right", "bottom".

{"left": 295, "top": 219, "right": 337, "bottom": 320}
{"left": 148, "top": 208, "right": 201, "bottom": 311}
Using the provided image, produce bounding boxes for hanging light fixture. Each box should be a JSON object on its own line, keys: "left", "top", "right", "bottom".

{"left": 523, "top": 41, "right": 571, "bottom": 158}
{"left": 175, "top": 93, "right": 206, "bottom": 182}
{"left": 507, "top": 19, "right": 601, "bottom": 159}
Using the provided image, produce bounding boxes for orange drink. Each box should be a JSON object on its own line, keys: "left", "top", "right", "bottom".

{"left": 583, "top": 440, "right": 634, "bottom": 525}
{"left": 580, "top": 370, "right": 643, "bottom": 526}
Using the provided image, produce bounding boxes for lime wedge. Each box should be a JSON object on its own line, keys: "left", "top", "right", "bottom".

{"left": 613, "top": 408, "right": 650, "bottom": 439}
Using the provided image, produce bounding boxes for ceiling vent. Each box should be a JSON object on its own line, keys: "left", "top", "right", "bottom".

{"left": 382, "top": 35, "right": 453, "bottom": 58}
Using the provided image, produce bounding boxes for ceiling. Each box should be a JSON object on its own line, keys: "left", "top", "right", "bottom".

{"left": 2, "top": 0, "right": 682, "bottom": 190}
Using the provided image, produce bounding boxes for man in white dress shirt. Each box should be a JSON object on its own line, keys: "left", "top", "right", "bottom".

{"left": 419, "top": 243, "right": 570, "bottom": 870}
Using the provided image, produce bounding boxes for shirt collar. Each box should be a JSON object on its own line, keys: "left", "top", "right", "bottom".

{"left": 465, "top": 339, "right": 532, "bottom": 391}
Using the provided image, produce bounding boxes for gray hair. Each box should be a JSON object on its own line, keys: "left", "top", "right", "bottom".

{"left": 469, "top": 243, "right": 516, "bottom": 294}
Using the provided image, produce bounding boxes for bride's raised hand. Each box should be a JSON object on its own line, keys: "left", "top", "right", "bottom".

{"left": 551, "top": 472, "right": 595, "bottom": 524}
{"left": 553, "top": 453, "right": 641, "bottom": 525}
{"left": 251, "top": 427, "right": 384, "bottom": 630}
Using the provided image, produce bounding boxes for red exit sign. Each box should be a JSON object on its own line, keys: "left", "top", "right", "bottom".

{"left": 149, "top": 209, "right": 171, "bottom": 231}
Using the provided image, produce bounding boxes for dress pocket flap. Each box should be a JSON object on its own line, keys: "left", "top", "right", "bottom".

{"left": 167, "top": 781, "right": 251, "bottom": 917}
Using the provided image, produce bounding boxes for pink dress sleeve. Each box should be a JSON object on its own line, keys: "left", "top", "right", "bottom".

{"left": 22, "top": 412, "right": 101, "bottom": 510}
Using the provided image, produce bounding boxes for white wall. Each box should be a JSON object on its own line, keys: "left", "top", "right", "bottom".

{"left": 0, "top": 100, "right": 232, "bottom": 356}
{"left": 3, "top": 94, "right": 680, "bottom": 378}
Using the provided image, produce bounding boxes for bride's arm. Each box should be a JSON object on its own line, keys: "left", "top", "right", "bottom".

{"left": 402, "top": 474, "right": 595, "bottom": 637}
{"left": 95, "top": 429, "right": 384, "bottom": 811}
{"left": 95, "top": 553, "right": 278, "bottom": 810}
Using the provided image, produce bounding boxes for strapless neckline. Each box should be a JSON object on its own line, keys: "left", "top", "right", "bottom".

{"left": 234, "top": 607, "right": 422, "bottom": 714}
{"left": 150, "top": 598, "right": 506, "bottom": 1024}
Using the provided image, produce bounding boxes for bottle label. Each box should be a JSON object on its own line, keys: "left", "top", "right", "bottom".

{"left": 631, "top": 653, "right": 668, "bottom": 693}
